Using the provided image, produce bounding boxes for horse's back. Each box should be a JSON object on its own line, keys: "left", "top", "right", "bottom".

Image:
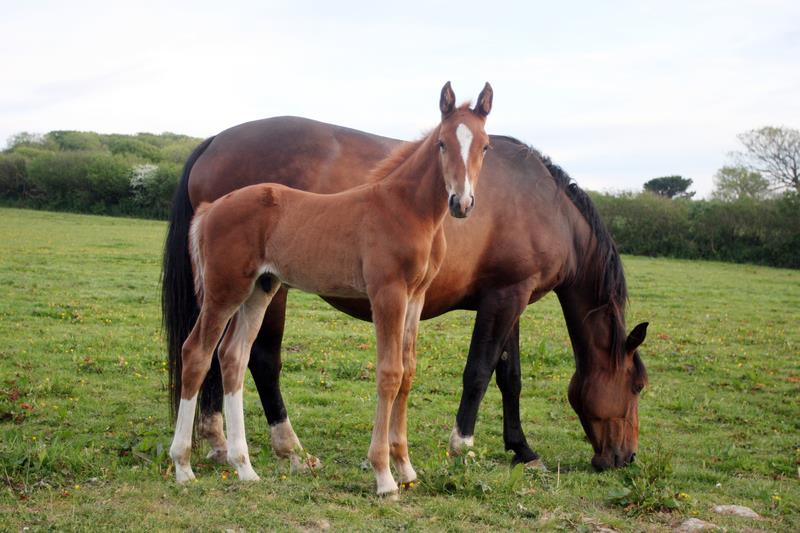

{"left": 188, "top": 116, "right": 397, "bottom": 206}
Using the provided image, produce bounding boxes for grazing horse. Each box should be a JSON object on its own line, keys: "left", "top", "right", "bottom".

{"left": 163, "top": 99, "right": 650, "bottom": 475}
{"left": 169, "top": 82, "right": 493, "bottom": 495}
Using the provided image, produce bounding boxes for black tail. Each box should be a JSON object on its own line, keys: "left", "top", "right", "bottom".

{"left": 162, "top": 136, "right": 215, "bottom": 420}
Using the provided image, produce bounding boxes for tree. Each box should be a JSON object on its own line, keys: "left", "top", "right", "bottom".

{"left": 711, "top": 166, "right": 770, "bottom": 201}
{"left": 643, "top": 175, "right": 695, "bottom": 199}
{"left": 734, "top": 126, "right": 800, "bottom": 193}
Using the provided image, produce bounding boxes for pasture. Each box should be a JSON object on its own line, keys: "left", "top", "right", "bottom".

{"left": 1, "top": 206, "right": 798, "bottom": 531}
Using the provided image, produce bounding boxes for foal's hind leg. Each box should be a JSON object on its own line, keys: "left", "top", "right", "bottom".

{"left": 170, "top": 307, "right": 233, "bottom": 482}
{"left": 217, "top": 281, "right": 278, "bottom": 481}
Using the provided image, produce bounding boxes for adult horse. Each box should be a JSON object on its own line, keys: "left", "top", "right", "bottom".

{"left": 163, "top": 104, "right": 649, "bottom": 474}
{"left": 169, "top": 82, "right": 493, "bottom": 495}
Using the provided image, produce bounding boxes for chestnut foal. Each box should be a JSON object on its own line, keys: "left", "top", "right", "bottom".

{"left": 169, "top": 82, "right": 493, "bottom": 495}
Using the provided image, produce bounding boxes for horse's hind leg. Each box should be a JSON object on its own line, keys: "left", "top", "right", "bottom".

{"left": 170, "top": 307, "right": 233, "bottom": 482}
{"left": 217, "top": 279, "right": 279, "bottom": 481}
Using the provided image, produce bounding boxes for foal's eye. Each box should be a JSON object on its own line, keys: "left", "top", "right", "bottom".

{"left": 437, "top": 140, "right": 446, "bottom": 152}
{"left": 483, "top": 144, "right": 490, "bottom": 153}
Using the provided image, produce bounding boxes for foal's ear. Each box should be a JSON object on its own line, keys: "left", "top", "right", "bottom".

{"left": 625, "top": 322, "right": 649, "bottom": 353}
{"left": 474, "top": 82, "right": 493, "bottom": 117}
{"left": 440, "top": 81, "right": 456, "bottom": 117}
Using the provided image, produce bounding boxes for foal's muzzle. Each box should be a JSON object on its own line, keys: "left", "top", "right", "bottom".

{"left": 448, "top": 193, "right": 475, "bottom": 218}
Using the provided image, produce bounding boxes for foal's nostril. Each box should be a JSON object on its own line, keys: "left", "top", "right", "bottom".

{"left": 469, "top": 195, "right": 475, "bottom": 208}
{"left": 448, "top": 194, "right": 458, "bottom": 210}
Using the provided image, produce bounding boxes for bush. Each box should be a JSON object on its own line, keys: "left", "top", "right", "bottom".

{"left": 27, "top": 152, "right": 132, "bottom": 214}
{"left": 592, "top": 191, "right": 800, "bottom": 268}
{"left": 0, "top": 154, "right": 29, "bottom": 199}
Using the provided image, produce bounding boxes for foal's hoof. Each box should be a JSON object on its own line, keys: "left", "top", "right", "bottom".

{"left": 174, "top": 465, "right": 196, "bottom": 483}
{"left": 235, "top": 465, "right": 261, "bottom": 481}
{"left": 377, "top": 489, "right": 400, "bottom": 502}
{"left": 206, "top": 447, "right": 228, "bottom": 464}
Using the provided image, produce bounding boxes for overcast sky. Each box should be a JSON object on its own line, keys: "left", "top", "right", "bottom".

{"left": 2, "top": 1, "right": 798, "bottom": 196}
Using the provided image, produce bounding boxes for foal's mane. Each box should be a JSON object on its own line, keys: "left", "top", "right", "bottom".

{"left": 368, "top": 103, "right": 474, "bottom": 183}
{"left": 493, "top": 135, "right": 630, "bottom": 368}
{"left": 367, "top": 138, "right": 427, "bottom": 183}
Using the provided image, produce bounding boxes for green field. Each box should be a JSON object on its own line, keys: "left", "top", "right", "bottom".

{"left": 1, "top": 207, "right": 798, "bottom": 531}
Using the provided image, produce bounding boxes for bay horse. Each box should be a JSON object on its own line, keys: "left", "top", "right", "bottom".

{"left": 169, "top": 82, "right": 494, "bottom": 495}
{"left": 163, "top": 98, "right": 650, "bottom": 474}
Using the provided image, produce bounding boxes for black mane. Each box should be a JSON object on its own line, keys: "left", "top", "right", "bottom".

{"left": 491, "top": 135, "right": 629, "bottom": 366}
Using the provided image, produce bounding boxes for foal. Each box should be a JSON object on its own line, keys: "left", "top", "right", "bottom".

{"left": 169, "top": 82, "right": 493, "bottom": 495}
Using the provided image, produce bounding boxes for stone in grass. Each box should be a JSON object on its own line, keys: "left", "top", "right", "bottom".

{"left": 713, "top": 505, "right": 760, "bottom": 519}
{"left": 675, "top": 518, "right": 718, "bottom": 532}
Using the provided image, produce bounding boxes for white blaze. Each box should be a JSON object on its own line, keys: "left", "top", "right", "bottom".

{"left": 455, "top": 123, "right": 474, "bottom": 196}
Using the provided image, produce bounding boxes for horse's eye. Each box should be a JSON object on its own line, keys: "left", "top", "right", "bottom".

{"left": 438, "top": 140, "right": 446, "bottom": 152}
{"left": 483, "top": 144, "right": 490, "bottom": 153}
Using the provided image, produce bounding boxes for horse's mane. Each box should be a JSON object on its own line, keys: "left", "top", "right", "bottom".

{"left": 492, "top": 135, "right": 630, "bottom": 367}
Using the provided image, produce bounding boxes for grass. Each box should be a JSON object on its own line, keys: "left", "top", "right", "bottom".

{"left": 1, "top": 206, "right": 798, "bottom": 531}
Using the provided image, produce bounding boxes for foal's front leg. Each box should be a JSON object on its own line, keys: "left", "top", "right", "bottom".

{"left": 388, "top": 296, "right": 423, "bottom": 487}
{"left": 367, "top": 284, "right": 408, "bottom": 496}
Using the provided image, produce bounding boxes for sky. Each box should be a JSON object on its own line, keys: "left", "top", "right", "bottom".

{"left": 1, "top": 1, "right": 799, "bottom": 197}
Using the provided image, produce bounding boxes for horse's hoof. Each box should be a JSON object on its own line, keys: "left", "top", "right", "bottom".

{"left": 524, "top": 458, "right": 548, "bottom": 472}
{"left": 206, "top": 448, "right": 228, "bottom": 464}
{"left": 290, "top": 453, "right": 322, "bottom": 473}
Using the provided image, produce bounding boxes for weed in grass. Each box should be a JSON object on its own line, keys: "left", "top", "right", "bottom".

{"left": 607, "top": 442, "right": 684, "bottom": 517}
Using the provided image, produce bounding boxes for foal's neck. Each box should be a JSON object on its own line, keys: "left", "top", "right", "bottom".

{"left": 378, "top": 131, "right": 448, "bottom": 227}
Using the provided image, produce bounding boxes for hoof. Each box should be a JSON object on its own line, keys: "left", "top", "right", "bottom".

{"left": 206, "top": 448, "right": 228, "bottom": 464}
{"left": 524, "top": 458, "right": 548, "bottom": 472}
{"left": 174, "top": 465, "right": 196, "bottom": 483}
{"left": 290, "top": 453, "right": 322, "bottom": 473}
{"left": 236, "top": 465, "right": 261, "bottom": 481}
{"left": 448, "top": 426, "right": 474, "bottom": 456}
{"left": 377, "top": 489, "right": 400, "bottom": 501}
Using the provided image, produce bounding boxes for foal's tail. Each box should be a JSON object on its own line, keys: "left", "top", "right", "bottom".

{"left": 162, "top": 136, "right": 215, "bottom": 421}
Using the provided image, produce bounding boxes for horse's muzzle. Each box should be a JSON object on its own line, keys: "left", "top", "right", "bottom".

{"left": 591, "top": 450, "right": 636, "bottom": 471}
{"left": 449, "top": 193, "right": 475, "bottom": 218}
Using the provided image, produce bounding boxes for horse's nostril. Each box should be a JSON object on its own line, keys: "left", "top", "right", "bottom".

{"left": 469, "top": 195, "right": 475, "bottom": 208}
{"left": 629, "top": 453, "right": 636, "bottom": 463}
{"left": 448, "top": 194, "right": 458, "bottom": 210}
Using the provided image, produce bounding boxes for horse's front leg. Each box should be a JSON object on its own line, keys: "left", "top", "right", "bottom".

{"left": 450, "top": 282, "right": 531, "bottom": 457}
{"left": 367, "top": 284, "right": 408, "bottom": 496}
{"left": 495, "top": 320, "right": 542, "bottom": 466}
{"left": 388, "top": 295, "right": 423, "bottom": 487}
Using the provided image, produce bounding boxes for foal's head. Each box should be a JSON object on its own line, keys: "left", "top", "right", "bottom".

{"left": 568, "top": 321, "right": 649, "bottom": 471}
{"left": 437, "top": 81, "right": 492, "bottom": 218}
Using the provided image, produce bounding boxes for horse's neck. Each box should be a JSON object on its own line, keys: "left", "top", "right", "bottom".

{"left": 556, "top": 267, "right": 618, "bottom": 375}
{"left": 378, "top": 137, "right": 448, "bottom": 227}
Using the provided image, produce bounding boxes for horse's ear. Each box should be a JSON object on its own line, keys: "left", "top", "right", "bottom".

{"left": 473, "top": 82, "right": 493, "bottom": 117}
{"left": 440, "top": 81, "right": 455, "bottom": 117}
{"left": 625, "top": 322, "right": 648, "bottom": 353}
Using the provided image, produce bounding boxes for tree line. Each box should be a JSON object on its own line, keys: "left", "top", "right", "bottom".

{"left": 0, "top": 130, "right": 200, "bottom": 219}
{"left": 1, "top": 127, "right": 798, "bottom": 268}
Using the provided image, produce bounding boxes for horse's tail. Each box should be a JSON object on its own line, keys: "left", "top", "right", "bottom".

{"left": 162, "top": 136, "right": 215, "bottom": 421}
